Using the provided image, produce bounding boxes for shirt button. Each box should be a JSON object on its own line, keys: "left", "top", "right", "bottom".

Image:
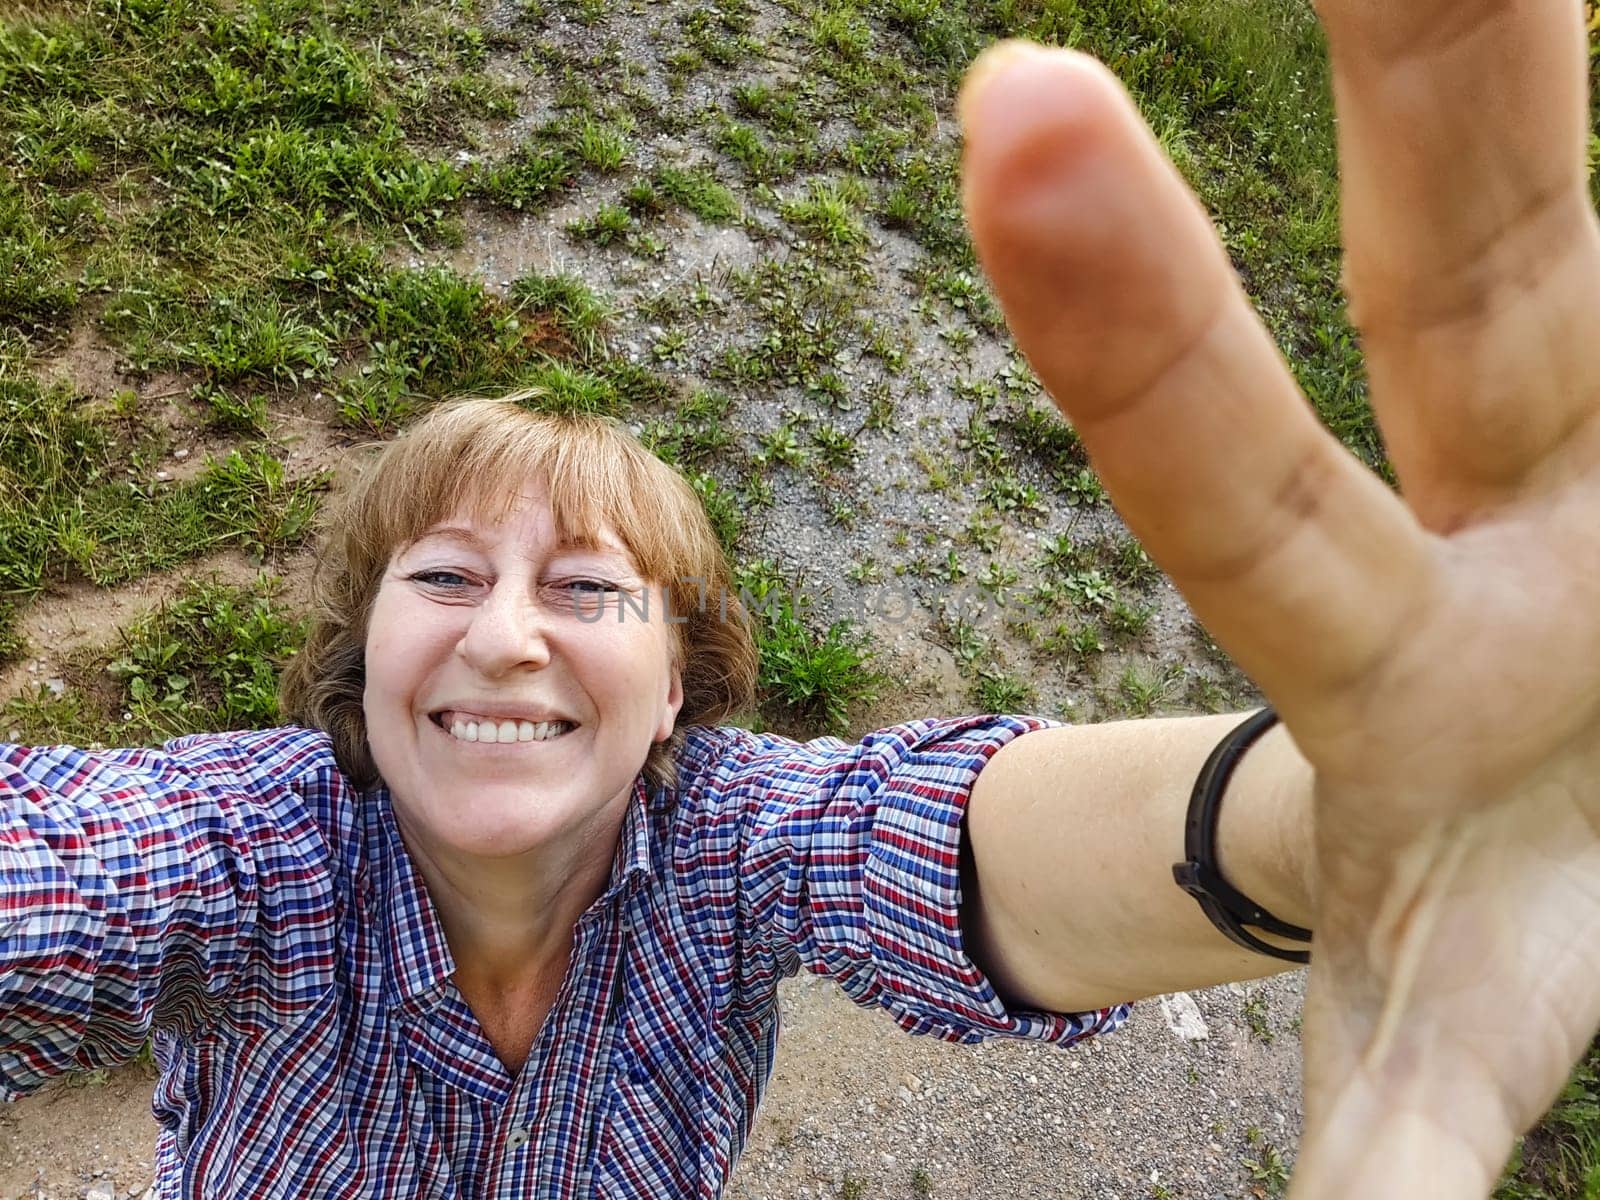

{"left": 506, "top": 1127, "right": 530, "bottom": 1149}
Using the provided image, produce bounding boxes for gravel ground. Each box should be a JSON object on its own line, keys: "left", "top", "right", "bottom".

{"left": 732, "top": 971, "right": 1307, "bottom": 1200}
{"left": 407, "top": 0, "right": 1262, "bottom": 726}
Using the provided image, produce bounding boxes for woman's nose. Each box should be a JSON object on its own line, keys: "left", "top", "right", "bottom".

{"left": 455, "top": 586, "right": 553, "bottom": 676}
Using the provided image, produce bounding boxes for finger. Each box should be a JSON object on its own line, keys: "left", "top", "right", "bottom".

{"left": 1314, "top": 0, "right": 1600, "bottom": 528}
{"left": 958, "top": 44, "right": 1434, "bottom": 713}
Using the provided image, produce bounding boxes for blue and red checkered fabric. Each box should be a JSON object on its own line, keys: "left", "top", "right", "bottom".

{"left": 1, "top": 716, "right": 1128, "bottom": 1198}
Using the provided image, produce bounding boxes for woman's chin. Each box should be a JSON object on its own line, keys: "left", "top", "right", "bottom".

{"left": 430, "top": 815, "right": 568, "bottom": 861}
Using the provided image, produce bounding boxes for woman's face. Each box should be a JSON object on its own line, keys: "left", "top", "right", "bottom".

{"left": 362, "top": 484, "right": 683, "bottom": 862}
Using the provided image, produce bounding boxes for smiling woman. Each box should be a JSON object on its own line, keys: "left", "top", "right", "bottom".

{"left": 282, "top": 397, "right": 757, "bottom": 793}
{"left": 0, "top": 356, "right": 1588, "bottom": 1196}
{"left": 360, "top": 492, "right": 688, "bottom": 1025}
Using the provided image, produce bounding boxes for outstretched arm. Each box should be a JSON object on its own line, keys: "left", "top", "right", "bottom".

{"left": 957, "top": 3, "right": 1600, "bottom": 1195}
{"left": 0, "top": 730, "right": 337, "bottom": 1097}
{"left": 962, "top": 711, "right": 1313, "bottom": 1014}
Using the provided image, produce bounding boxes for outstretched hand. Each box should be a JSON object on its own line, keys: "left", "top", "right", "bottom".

{"left": 958, "top": 5, "right": 1600, "bottom": 1196}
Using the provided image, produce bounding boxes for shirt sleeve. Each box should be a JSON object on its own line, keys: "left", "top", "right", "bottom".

{"left": 672, "top": 716, "right": 1130, "bottom": 1049}
{"left": 0, "top": 727, "right": 340, "bottom": 1101}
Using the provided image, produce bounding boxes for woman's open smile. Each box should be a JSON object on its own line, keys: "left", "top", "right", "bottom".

{"left": 428, "top": 710, "right": 578, "bottom": 744}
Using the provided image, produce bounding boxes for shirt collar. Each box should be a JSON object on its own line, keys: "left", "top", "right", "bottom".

{"left": 367, "top": 791, "right": 457, "bottom": 1015}
{"left": 602, "top": 777, "right": 657, "bottom": 903}
{"left": 366, "top": 779, "right": 660, "bottom": 1014}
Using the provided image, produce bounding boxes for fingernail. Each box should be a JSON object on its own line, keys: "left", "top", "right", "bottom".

{"left": 958, "top": 40, "right": 1054, "bottom": 134}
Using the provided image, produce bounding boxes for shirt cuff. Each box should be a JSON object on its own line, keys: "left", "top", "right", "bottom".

{"left": 860, "top": 714, "right": 1132, "bottom": 1047}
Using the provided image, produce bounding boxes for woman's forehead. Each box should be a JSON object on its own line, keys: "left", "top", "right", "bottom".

{"left": 405, "top": 485, "right": 633, "bottom": 560}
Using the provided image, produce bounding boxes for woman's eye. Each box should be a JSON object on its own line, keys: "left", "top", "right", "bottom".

{"left": 412, "top": 570, "right": 471, "bottom": 588}
{"left": 563, "top": 578, "right": 619, "bottom": 593}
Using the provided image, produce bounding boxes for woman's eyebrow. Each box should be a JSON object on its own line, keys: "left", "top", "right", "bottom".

{"left": 417, "top": 525, "right": 488, "bottom": 548}
{"left": 546, "top": 544, "right": 638, "bottom": 572}
{"left": 409, "top": 525, "right": 635, "bottom": 566}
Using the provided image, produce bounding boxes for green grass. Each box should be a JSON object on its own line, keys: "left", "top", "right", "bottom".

{"left": 1115, "top": 661, "right": 1183, "bottom": 717}
{"left": 720, "top": 255, "right": 870, "bottom": 392}
{"left": 572, "top": 116, "right": 633, "bottom": 172}
{"left": 642, "top": 388, "right": 737, "bottom": 466}
{"left": 972, "top": 667, "right": 1033, "bottom": 713}
{"left": 780, "top": 177, "right": 870, "bottom": 249}
{"left": 508, "top": 361, "right": 629, "bottom": 417}
{"left": 0, "top": 601, "right": 23, "bottom": 667}
{"left": 0, "top": 4, "right": 471, "bottom": 255}
{"left": 1242, "top": 1125, "right": 1290, "bottom": 1198}
{"left": 717, "top": 118, "right": 802, "bottom": 182}
{"left": 474, "top": 143, "right": 577, "bottom": 210}
{"left": 507, "top": 273, "right": 615, "bottom": 361}
{"left": 0, "top": 180, "right": 78, "bottom": 328}
{"left": 1496, "top": 1039, "right": 1600, "bottom": 1200}
{"left": 567, "top": 201, "right": 635, "bottom": 245}
{"left": 0, "top": 359, "right": 323, "bottom": 595}
{"left": 477, "top": 110, "right": 640, "bottom": 209}
{"left": 649, "top": 164, "right": 742, "bottom": 223}
{"left": 1242, "top": 988, "right": 1274, "bottom": 1044}
{"left": 0, "top": 0, "right": 672, "bottom": 458}
{"left": 772, "top": 0, "right": 1391, "bottom": 472}
{"left": 736, "top": 558, "right": 881, "bottom": 734}
{"left": 3, "top": 578, "right": 304, "bottom": 746}
{"left": 111, "top": 286, "right": 334, "bottom": 385}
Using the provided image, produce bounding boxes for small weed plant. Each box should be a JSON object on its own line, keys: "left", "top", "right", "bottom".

{"left": 736, "top": 559, "right": 880, "bottom": 734}
{"left": 4, "top": 579, "right": 304, "bottom": 746}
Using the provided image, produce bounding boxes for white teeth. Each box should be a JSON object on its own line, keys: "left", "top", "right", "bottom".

{"left": 445, "top": 715, "right": 571, "bottom": 743}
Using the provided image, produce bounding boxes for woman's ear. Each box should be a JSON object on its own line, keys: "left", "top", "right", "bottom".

{"left": 654, "top": 664, "right": 685, "bottom": 744}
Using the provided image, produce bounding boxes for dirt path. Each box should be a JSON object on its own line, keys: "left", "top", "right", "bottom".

{"left": 0, "top": 1064, "right": 158, "bottom": 1200}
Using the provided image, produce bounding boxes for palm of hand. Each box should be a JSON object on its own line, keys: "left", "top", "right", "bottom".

{"left": 958, "top": 4, "right": 1600, "bottom": 1195}
{"left": 1299, "top": 505, "right": 1600, "bottom": 1194}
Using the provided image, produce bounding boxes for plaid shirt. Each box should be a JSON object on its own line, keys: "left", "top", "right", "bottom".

{"left": 1, "top": 716, "right": 1128, "bottom": 1198}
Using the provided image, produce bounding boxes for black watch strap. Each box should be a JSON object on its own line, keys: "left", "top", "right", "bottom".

{"left": 1172, "top": 707, "right": 1311, "bottom": 964}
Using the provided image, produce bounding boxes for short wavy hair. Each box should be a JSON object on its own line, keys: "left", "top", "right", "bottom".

{"left": 279, "top": 394, "right": 759, "bottom": 791}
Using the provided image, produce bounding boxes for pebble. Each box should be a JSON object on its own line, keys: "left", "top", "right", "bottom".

{"left": 1159, "top": 991, "right": 1210, "bottom": 1042}
{"left": 84, "top": 1182, "right": 115, "bottom": 1200}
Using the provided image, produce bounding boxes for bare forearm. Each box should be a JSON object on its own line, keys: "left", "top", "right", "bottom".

{"left": 961, "top": 712, "right": 1315, "bottom": 1012}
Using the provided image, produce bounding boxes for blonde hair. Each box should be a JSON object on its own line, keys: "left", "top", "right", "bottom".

{"left": 279, "top": 394, "right": 759, "bottom": 790}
